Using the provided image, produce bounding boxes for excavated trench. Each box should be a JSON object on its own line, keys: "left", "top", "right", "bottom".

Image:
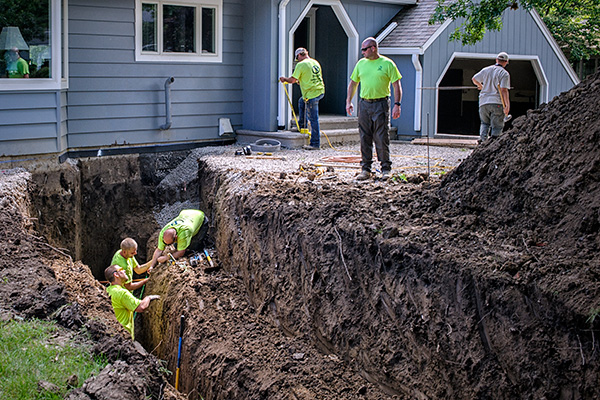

{"left": 26, "top": 134, "right": 600, "bottom": 399}
{"left": 30, "top": 152, "right": 197, "bottom": 280}
{"left": 29, "top": 152, "right": 405, "bottom": 398}
{"left": 29, "top": 152, "right": 438, "bottom": 398}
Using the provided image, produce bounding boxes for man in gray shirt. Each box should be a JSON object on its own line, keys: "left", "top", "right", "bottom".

{"left": 472, "top": 52, "right": 511, "bottom": 141}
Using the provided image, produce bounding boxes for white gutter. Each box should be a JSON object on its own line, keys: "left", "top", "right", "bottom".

{"left": 412, "top": 54, "right": 422, "bottom": 133}
{"left": 375, "top": 22, "right": 397, "bottom": 43}
{"left": 278, "top": 0, "right": 291, "bottom": 128}
{"left": 378, "top": 47, "right": 424, "bottom": 134}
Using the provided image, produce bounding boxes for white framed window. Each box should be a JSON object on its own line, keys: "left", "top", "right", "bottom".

{"left": 135, "top": 0, "right": 222, "bottom": 63}
{"left": 0, "top": 0, "right": 67, "bottom": 91}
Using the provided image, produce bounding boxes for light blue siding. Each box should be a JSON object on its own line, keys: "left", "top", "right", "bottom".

{"left": 340, "top": 0, "right": 402, "bottom": 39}
{"left": 241, "top": 0, "right": 279, "bottom": 132}
{"left": 0, "top": 138, "right": 61, "bottom": 157}
{"left": 0, "top": 92, "right": 63, "bottom": 156}
{"left": 67, "top": 0, "right": 244, "bottom": 151}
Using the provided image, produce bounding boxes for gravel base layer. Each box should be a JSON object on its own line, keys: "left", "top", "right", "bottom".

{"left": 192, "top": 142, "right": 473, "bottom": 182}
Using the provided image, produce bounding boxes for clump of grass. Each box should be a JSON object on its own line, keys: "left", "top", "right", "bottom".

{"left": 587, "top": 307, "right": 600, "bottom": 325}
{"left": 392, "top": 173, "right": 408, "bottom": 183}
{"left": 0, "top": 318, "right": 108, "bottom": 399}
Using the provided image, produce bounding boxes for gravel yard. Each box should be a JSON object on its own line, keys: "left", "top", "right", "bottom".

{"left": 193, "top": 141, "right": 473, "bottom": 181}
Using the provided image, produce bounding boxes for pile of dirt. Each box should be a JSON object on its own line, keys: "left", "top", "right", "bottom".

{"left": 438, "top": 71, "right": 600, "bottom": 315}
{"left": 441, "top": 71, "right": 600, "bottom": 255}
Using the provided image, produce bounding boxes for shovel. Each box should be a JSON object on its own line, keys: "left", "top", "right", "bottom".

{"left": 497, "top": 84, "right": 512, "bottom": 122}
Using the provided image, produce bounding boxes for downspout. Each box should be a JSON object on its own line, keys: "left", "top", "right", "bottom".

{"left": 412, "top": 54, "right": 423, "bottom": 134}
{"left": 160, "top": 77, "right": 175, "bottom": 130}
{"left": 278, "top": 0, "right": 291, "bottom": 128}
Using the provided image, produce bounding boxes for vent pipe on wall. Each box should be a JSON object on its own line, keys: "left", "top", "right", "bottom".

{"left": 160, "top": 77, "right": 175, "bottom": 130}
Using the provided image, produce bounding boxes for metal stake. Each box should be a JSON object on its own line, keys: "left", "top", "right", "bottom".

{"left": 426, "top": 112, "right": 431, "bottom": 180}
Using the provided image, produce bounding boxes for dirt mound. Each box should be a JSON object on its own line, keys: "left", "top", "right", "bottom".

{"left": 440, "top": 71, "right": 600, "bottom": 255}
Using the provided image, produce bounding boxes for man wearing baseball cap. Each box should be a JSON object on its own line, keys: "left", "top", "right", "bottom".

{"left": 279, "top": 47, "right": 325, "bottom": 150}
{"left": 472, "top": 52, "right": 511, "bottom": 141}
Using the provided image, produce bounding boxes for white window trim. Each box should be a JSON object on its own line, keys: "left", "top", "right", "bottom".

{"left": 0, "top": 0, "right": 67, "bottom": 92}
{"left": 135, "top": 0, "right": 223, "bottom": 63}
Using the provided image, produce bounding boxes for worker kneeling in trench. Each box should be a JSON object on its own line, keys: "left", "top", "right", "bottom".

{"left": 111, "top": 237, "right": 153, "bottom": 292}
{"left": 149, "top": 209, "right": 208, "bottom": 268}
{"left": 104, "top": 265, "right": 160, "bottom": 341}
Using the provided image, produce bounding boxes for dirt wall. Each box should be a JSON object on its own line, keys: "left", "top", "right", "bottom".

{"left": 30, "top": 159, "right": 83, "bottom": 260}
{"left": 137, "top": 153, "right": 599, "bottom": 399}
{"left": 30, "top": 151, "right": 198, "bottom": 279}
{"left": 205, "top": 166, "right": 597, "bottom": 399}
{"left": 0, "top": 169, "right": 185, "bottom": 400}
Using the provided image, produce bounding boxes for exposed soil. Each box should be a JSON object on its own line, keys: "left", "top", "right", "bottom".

{"left": 0, "top": 169, "right": 186, "bottom": 400}
{"left": 1, "top": 72, "right": 599, "bottom": 399}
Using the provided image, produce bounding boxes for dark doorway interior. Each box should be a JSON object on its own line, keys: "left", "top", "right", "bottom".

{"left": 437, "top": 59, "right": 539, "bottom": 135}
{"left": 292, "top": 6, "right": 347, "bottom": 116}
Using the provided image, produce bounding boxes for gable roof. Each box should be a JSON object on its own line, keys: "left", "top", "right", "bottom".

{"left": 377, "top": 0, "right": 442, "bottom": 48}
{"left": 376, "top": 0, "right": 578, "bottom": 83}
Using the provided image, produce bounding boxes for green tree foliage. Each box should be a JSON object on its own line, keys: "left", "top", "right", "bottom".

{"left": 429, "top": 0, "right": 600, "bottom": 62}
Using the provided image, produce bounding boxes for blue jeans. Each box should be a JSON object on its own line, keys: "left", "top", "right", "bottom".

{"left": 298, "top": 93, "right": 323, "bottom": 147}
{"left": 479, "top": 103, "right": 505, "bottom": 141}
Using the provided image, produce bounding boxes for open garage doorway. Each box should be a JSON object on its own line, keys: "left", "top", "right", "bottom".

{"left": 437, "top": 58, "right": 540, "bottom": 135}
{"left": 292, "top": 5, "right": 348, "bottom": 116}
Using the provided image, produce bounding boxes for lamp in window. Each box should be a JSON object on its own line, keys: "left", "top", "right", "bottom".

{"left": 0, "top": 26, "right": 29, "bottom": 50}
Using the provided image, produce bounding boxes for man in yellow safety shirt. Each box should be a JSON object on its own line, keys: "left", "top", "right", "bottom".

{"left": 346, "top": 37, "right": 402, "bottom": 181}
{"left": 280, "top": 47, "right": 325, "bottom": 150}
{"left": 104, "top": 264, "right": 159, "bottom": 340}
{"left": 150, "top": 209, "right": 208, "bottom": 268}
{"left": 111, "top": 237, "right": 152, "bottom": 291}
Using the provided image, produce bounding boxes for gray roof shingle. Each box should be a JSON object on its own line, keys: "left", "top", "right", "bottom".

{"left": 378, "top": 0, "right": 443, "bottom": 48}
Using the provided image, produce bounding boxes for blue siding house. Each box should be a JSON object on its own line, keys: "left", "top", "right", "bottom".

{"left": 0, "top": 0, "right": 579, "bottom": 158}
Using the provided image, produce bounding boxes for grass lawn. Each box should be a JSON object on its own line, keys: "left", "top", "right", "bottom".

{"left": 0, "top": 318, "right": 107, "bottom": 399}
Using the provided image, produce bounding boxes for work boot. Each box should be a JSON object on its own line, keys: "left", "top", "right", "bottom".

{"left": 355, "top": 170, "right": 371, "bottom": 181}
{"left": 381, "top": 170, "right": 391, "bottom": 180}
{"left": 302, "top": 145, "right": 319, "bottom": 151}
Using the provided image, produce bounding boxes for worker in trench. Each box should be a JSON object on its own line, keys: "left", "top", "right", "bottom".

{"left": 111, "top": 237, "right": 152, "bottom": 291}
{"left": 149, "top": 209, "right": 208, "bottom": 268}
{"left": 104, "top": 264, "right": 160, "bottom": 341}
